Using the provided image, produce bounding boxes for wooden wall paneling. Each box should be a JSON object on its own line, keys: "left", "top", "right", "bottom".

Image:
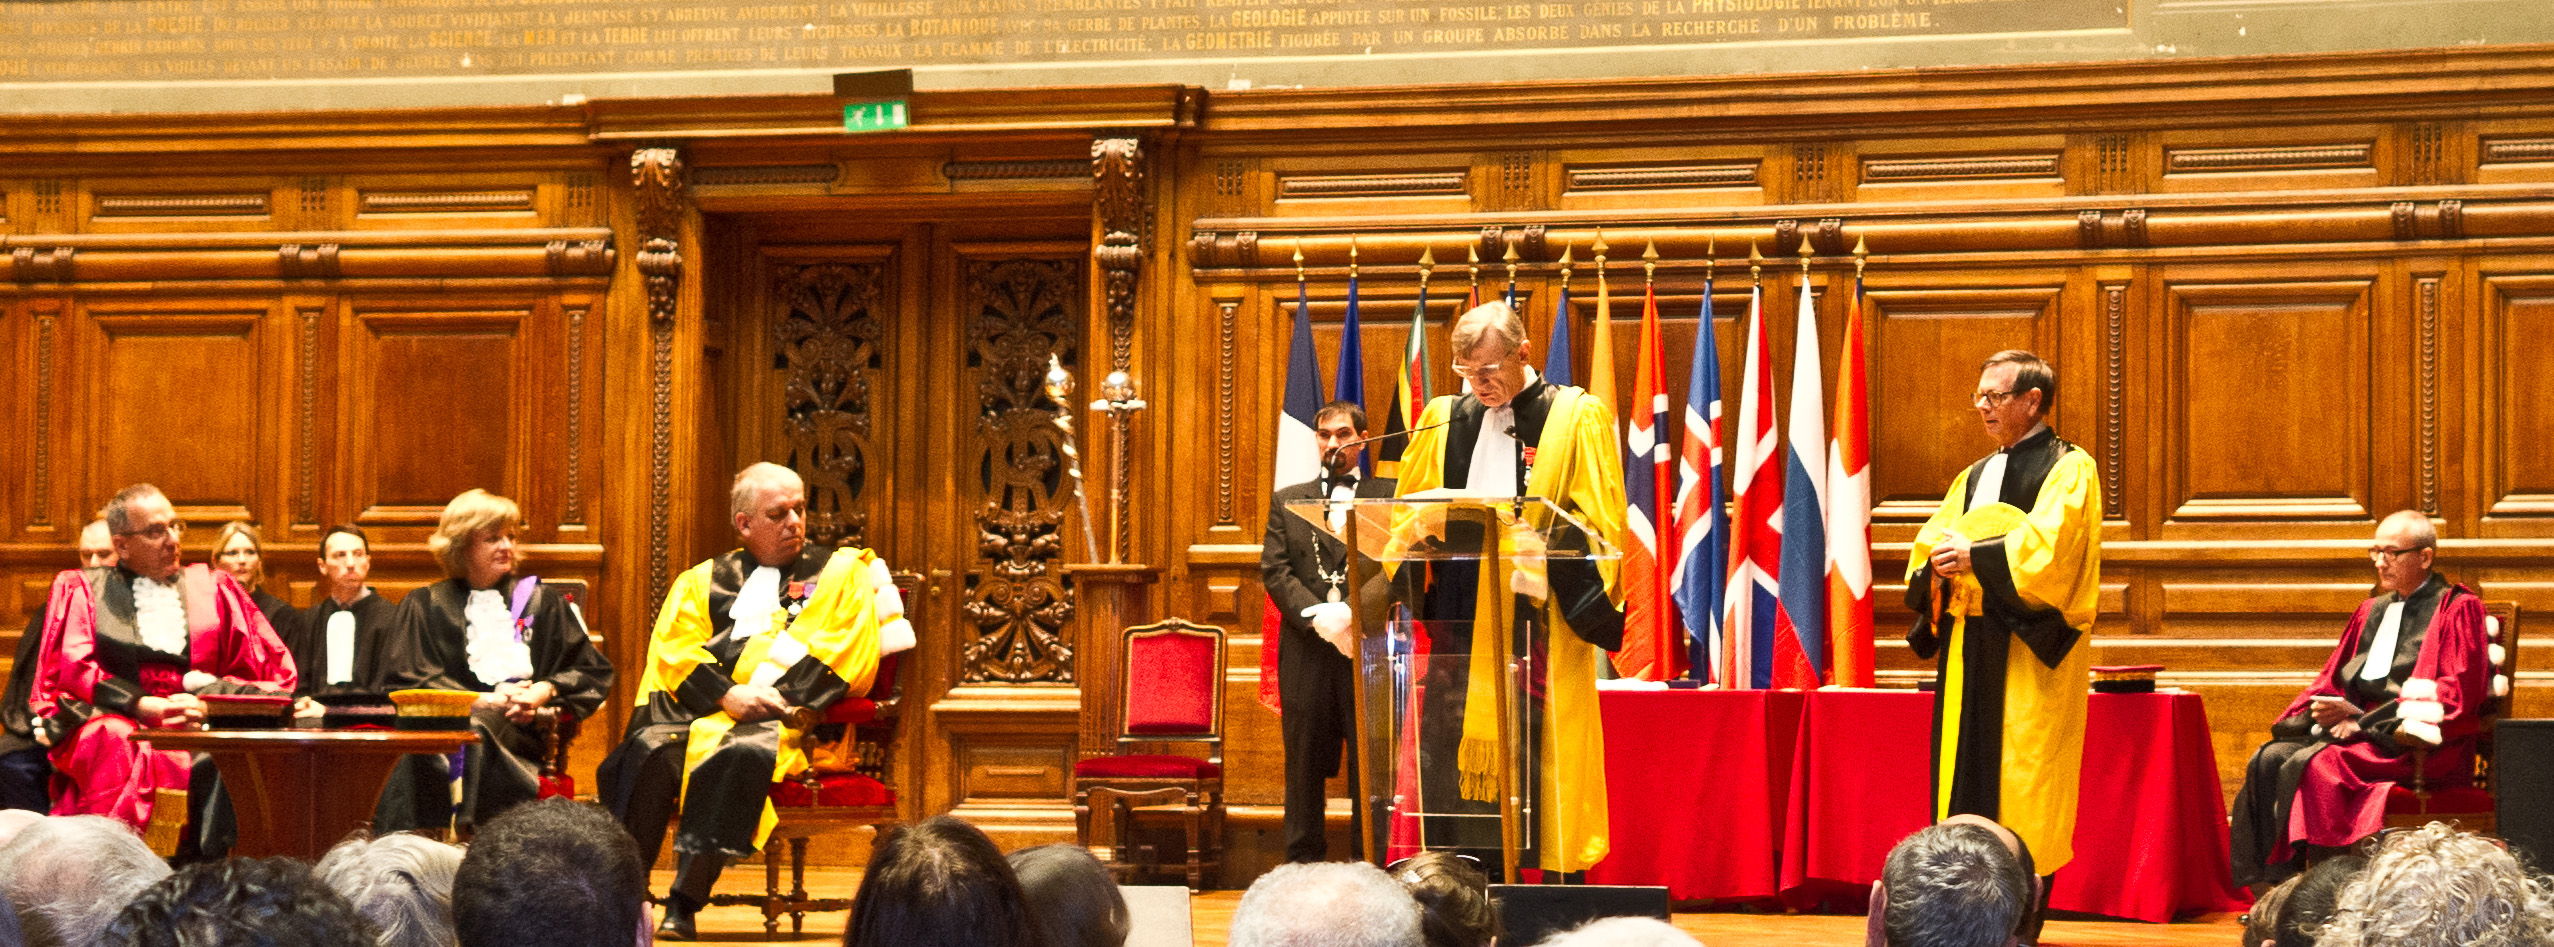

{"left": 2155, "top": 272, "right": 2382, "bottom": 533}
{"left": 339, "top": 300, "right": 532, "bottom": 527}
{"left": 1261, "top": 153, "right": 1477, "bottom": 218}
{"left": 77, "top": 297, "right": 282, "bottom": 530}
{"left": 1861, "top": 279, "right": 2066, "bottom": 528}
{"left": 2476, "top": 263, "right": 2554, "bottom": 530}
{"left": 343, "top": 171, "right": 548, "bottom": 230}
{"left": 1554, "top": 144, "right": 1766, "bottom": 213}
{"left": 1852, "top": 134, "right": 2070, "bottom": 205}
{"left": 2153, "top": 124, "right": 2388, "bottom": 194}
{"left": 79, "top": 176, "right": 285, "bottom": 234}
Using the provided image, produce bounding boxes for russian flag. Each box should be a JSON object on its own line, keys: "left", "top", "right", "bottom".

{"left": 1722, "top": 282, "right": 1784, "bottom": 689}
{"left": 1672, "top": 274, "right": 1729, "bottom": 684}
{"left": 1772, "top": 272, "right": 1829, "bottom": 689}
{"left": 1260, "top": 278, "right": 1326, "bottom": 714}
{"left": 1826, "top": 272, "right": 1877, "bottom": 687}
{"left": 1613, "top": 283, "right": 1683, "bottom": 679}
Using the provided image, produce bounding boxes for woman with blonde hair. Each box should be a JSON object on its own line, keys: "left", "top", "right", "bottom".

{"left": 212, "top": 520, "right": 302, "bottom": 640}
{"left": 375, "top": 489, "right": 613, "bottom": 834}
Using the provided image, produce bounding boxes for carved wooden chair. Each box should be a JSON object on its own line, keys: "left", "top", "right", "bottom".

{"left": 1071, "top": 618, "right": 1227, "bottom": 890}
{"left": 534, "top": 578, "right": 594, "bottom": 800}
{"left": 707, "top": 572, "right": 916, "bottom": 939}
{"left": 2385, "top": 600, "right": 2519, "bottom": 832}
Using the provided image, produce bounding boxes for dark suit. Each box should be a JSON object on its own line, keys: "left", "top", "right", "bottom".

{"left": 1261, "top": 471, "right": 1395, "bottom": 862}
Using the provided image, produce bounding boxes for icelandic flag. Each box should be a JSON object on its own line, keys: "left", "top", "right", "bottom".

{"left": 1612, "top": 283, "right": 1684, "bottom": 680}
{"left": 1260, "top": 278, "right": 1326, "bottom": 714}
{"left": 1377, "top": 282, "right": 1430, "bottom": 479}
{"left": 1336, "top": 273, "right": 1369, "bottom": 474}
{"left": 1722, "top": 282, "right": 1784, "bottom": 689}
{"left": 1671, "top": 275, "right": 1729, "bottom": 684}
{"left": 1543, "top": 280, "right": 1574, "bottom": 387}
{"left": 1772, "top": 273, "right": 1829, "bottom": 689}
{"left": 1826, "top": 273, "right": 1877, "bottom": 687}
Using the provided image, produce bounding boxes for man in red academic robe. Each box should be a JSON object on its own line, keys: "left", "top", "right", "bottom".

{"left": 30, "top": 484, "right": 298, "bottom": 839}
{"left": 2228, "top": 509, "right": 2493, "bottom": 890}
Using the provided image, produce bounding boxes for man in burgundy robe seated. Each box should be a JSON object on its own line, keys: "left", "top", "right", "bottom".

{"left": 29, "top": 483, "right": 298, "bottom": 843}
{"left": 2228, "top": 509, "right": 2494, "bottom": 890}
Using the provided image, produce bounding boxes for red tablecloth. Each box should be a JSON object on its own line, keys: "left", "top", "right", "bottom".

{"left": 1585, "top": 689, "right": 1803, "bottom": 900}
{"left": 1593, "top": 688, "right": 2251, "bottom": 922}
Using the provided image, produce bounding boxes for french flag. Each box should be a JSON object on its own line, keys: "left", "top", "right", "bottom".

{"left": 1772, "top": 273, "right": 1829, "bottom": 689}
{"left": 1722, "top": 281, "right": 1784, "bottom": 689}
{"left": 1259, "top": 279, "right": 1326, "bottom": 714}
{"left": 1671, "top": 273, "right": 1729, "bottom": 684}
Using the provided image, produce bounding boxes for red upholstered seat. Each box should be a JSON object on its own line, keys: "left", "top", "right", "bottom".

{"left": 1073, "top": 754, "right": 1223, "bottom": 780}
{"left": 771, "top": 772, "right": 897, "bottom": 809}
{"left": 2381, "top": 601, "right": 2519, "bottom": 835}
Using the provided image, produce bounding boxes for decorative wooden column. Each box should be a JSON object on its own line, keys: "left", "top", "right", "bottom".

{"left": 1078, "top": 136, "right": 1164, "bottom": 756}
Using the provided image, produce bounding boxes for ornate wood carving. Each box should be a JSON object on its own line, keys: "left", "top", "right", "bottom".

{"left": 565, "top": 303, "right": 588, "bottom": 526}
{"left": 2483, "top": 137, "right": 2554, "bottom": 163}
{"left": 93, "top": 193, "right": 270, "bottom": 218}
{"left": 1278, "top": 172, "right": 1466, "bottom": 200}
{"left": 2166, "top": 144, "right": 2370, "bottom": 173}
{"left": 299, "top": 177, "right": 328, "bottom": 216}
{"left": 960, "top": 257, "right": 1084, "bottom": 684}
{"left": 1566, "top": 163, "right": 1755, "bottom": 191}
{"left": 1216, "top": 300, "right": 1239, "bottom": 527}
{"left": 2391, "top": 200, "right": 2468, "bottom": 241}
{"left": 1861, "top": 154, "right": 2059, "bottom": 182}
{"left": 632, "top": 145, "right": 687, "bottom": 610}
{"left": 2406, "top": 122, "right": 2447, "bottom": 186}
{"left": 1095, "top": 138, "right": 1146, "bottom": 376}
{"left": 1214, "top": 160, "right": 1248, "bottom": 198}
{"left": 278, "top": 243, "right": 341, "bottom": 280}
{"left": 31, "top": 312, "right": 55, "bottom": 526}
{"left": 32, "top": 179, "right": 63, "bottom": 217}
{"left": 774, "top": 262, "right": 890, "bottom": 548}
{"left": 10, "top": 247, "right": 73, "bottom": 284}
{"left": 566, "top": 172, "right": 599, "bottom": 223}
{"left": 2419, "top": 276, "right": 2440, "bottom": 516}
{"left": 358, "top": 190, "right": 535, "bottom": 215}
{"left": 947, "top": 159, "right": 1088, "bottom": 181}
{"left": 545, "top": 239, "right": 616, "bottom": 277}
{"left": 2094, "top": 134, "right": 2135, "bottom": 193}
{"left": 297, "top": 307, "right": 321, "bottom": 525}
{"left": 1187, "top": 230, "right": 1259, "bottom": 269}
{"left": 2075, "top": 209, "right": 2151, "bottom": 249}
{"left": 1496, "top": 151, "right": 1535, "bottom": 208}
{"left": 2103, "top": 283, "right": 2126, "bottom": 519}
{"left": 1474, "top": 225, "right": 1547, "bottom": 265}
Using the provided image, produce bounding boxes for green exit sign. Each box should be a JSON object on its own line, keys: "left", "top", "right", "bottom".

{"left": 843, "top": 100, "right": 909, "bottom": 133}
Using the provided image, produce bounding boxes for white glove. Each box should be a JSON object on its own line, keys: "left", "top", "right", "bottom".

{"left": 1509, "top": 562, "right": 1549, "bottom": 602}
{"left": 1303, "top": 602, "right": 1358, "bottom": 658}
{"left": 182, "top": 670, "right": 218, "bottom": 693}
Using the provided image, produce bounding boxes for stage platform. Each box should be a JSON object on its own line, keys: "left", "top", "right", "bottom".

{"left": 664, "top": 867, "right": 2246, "bottom": 945}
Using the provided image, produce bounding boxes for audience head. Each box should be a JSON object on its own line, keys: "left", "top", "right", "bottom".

{"left": 77, "top": 518, "right": 118, "bottom": 569}
{"left": 730, "top": 462, "right": 809, "bottom": 568}
{"left": 427, "top": 489, "right": 522, "bottom": 587}
{"left": 316, "top": 832, "right": 466, "bottom": 947}
{"left": 0, "top": 809, "right": 40, "bottom": 847}
{"left": 1228, "top": 861, "right": 1422, "bottom": 947}
{"left": 2270, "top": 853, "right": 2361, "bottom": 947}
{"left": 2313, "top": 822, "right": 2554, "bottom": 947}
{"left": 0, "top": 814, "right": 173, "bottom": 947}
{"left": 103, "top": 484, "right": 183, "bottom": 581}
{"left": 1007, "top": 843, "right": 1128, "bottom": 947}
{"left": 451, "top": 799, "right": 648, "bottom": 947}
{"left": 1877, "top": 818, "right": 2036, "bottom": 947}
{"left": 2370, "top": 510, "right": 2439, "bottom": 596}
{"left": 1536, "top": 916, "right": 1702, "bottom": 946}
{"left": 98, "top": 856, "right": 372, "bottom": 947}
{"left": 318, "top": 524, "right": 374, "bottom": 602}
{"left": 845, "top": 815, "right": 1042, "bottom": 947}
{"left": 212, "top": 520, "right": 268, "bottom": 588}
{"left": 2244, "top": 873, "right": 2299, "bottom": 947}
{"left": 1449, "top": 302, "right": 1532, "bottom": 409}
{"left": 1392, "top": 852, "right": 1495, "bottom": 947}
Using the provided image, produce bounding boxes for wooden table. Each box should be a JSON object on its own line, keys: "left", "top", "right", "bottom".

{"left": 142, "top": 728, "right": 479, "bottom": 858}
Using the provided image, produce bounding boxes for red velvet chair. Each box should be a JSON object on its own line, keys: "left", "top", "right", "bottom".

{"left": 1072, "top": 619, "right": 1226, "bottom": 889}
{"left": 2385, "top": 600, "right": 2519, "bottom": 832}
{"left": 708, "top": 643, "right": 908, "bottom": 937}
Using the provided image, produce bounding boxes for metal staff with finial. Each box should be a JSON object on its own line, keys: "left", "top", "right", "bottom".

{"left": 1047, "top": 354, "right": 1101, "bottom": 565}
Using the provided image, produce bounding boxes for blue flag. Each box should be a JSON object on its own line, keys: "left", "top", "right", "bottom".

{"left": 1335, "top": 275, "right": 1369, "bottom": 474}
{"left": 1542, "top": 282, "right": 1574, "bottom": 386}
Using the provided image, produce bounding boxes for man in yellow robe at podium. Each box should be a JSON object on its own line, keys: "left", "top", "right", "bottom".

{"left": 1903, "top": 349, "right": 2101, "bottom": 904}
{"left": 1389, "top": 300, "right": 1627, "bottom": 877}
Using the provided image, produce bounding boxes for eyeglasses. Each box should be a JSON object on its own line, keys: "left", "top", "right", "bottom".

{"left": 116, "top": 521, "right": 183, "bottom": 542}
{"left": 1972, "top": 388, "right": 2019, "bottom": 408}
{"left": 1452, "top": 360, "right": 1509, "bottom": 383}
{"left": 2369, "top": 544, "right": 2431, "bottom": 562}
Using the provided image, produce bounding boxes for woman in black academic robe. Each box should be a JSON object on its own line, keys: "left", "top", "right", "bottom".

{"left": 373, "top": 489, "right": 613, "bottom": 834}
{"left": 212, "top": 520, "right": 301, "bottom": 644}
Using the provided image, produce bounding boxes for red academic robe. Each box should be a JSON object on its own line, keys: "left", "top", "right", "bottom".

{"left": 2274, "top": 578, "right": 2489, "bottom": 857}
{"left": 31, "top": 564, "right": 298, "bottom": 830}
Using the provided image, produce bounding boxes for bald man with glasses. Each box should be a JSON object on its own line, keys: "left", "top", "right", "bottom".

{"left": 2227, "top": 510, "right": 2494, "bottom": 890}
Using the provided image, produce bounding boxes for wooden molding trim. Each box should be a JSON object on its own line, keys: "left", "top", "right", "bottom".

{"left": 1277, "top": 172, "right": 1468, "bottom": 200}
{"left": 2482, "top": 137, "right": 2554, "bottom": 164}
{"left": 1861, "top": 154, "right": 2060, "bottom": 182}
{"left": 30, "top": 312, "right": 55, "bottom": 527}
{"left": 689, "top": 165, "right": 838, "bottom": 189}
{"left": 1565, "top": 163, "right": 1757, "bottom": 192}
{"left": 93, "top": 193, "right": 271, "bottom": 219}
{"left": 2165, "top": 144, "right": 2373, "bottom": 174}
{"left": 357, "top": 189, "right": 537, "bottom": 215}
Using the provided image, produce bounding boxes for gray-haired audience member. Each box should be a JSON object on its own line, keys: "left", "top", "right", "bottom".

{"left": 1391, "top": 852, "right": 1495, "bottom": 947}
{"left": 315, "top": 832, "right": 466, "bottom": 947}
{"left": 1227, "top": 861, "right": 1422, "bottom": 947}
{"left": 98, "top": 856, "right": 373, "bottom": 947}
{"left": 1537, "top": 916, "right": 1702, "bottom": 946}
{"left": 0, "top": 814, "right": 172, "bottom": 947}
{"left": 1874, "top": 819, "right": 2037, "bottom": 947}
{"left": 1008, "top": 844, "right": 1129, "bottom": 947}
{"left": 2312, "top": 822, "right": 2554, "bottom": 947}
{"left": 450, "top": 799, "right": 651, "bottom": 947}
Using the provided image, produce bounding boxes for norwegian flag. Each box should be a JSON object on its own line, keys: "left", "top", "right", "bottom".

{"left": 1771, "top": 272, "right": 1829, "bottom": 689}
{"left": 1722, "top": 281, "right": 1785, "bottom": 689}
{"left": 1612, "top": 283, "right": 1684, "bottom": 680}
{"left": 1671, "top": 274, "right": 1730, "bottom": 684}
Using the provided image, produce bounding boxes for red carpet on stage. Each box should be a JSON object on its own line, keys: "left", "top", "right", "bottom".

{"left": 1588, "top": 688, "right": 2252, "bottom": 922}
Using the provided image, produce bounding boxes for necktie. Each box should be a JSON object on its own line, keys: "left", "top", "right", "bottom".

{"left": 2359, "top": 601, "right": 2405, "bottom": 681}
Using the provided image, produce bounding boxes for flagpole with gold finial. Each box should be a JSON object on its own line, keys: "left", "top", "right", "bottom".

{"left": 1467, "top": 243, "right": 1481, "bottom": 306}
{"left": 1503, "top": 242, "right": 1521, "bottom": 306}
{"left": 1749, "top": 242, "right": 1763, "bottom": 288}
{"left": 1589, "top": 229, "right": 1616, "bottom": 418}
